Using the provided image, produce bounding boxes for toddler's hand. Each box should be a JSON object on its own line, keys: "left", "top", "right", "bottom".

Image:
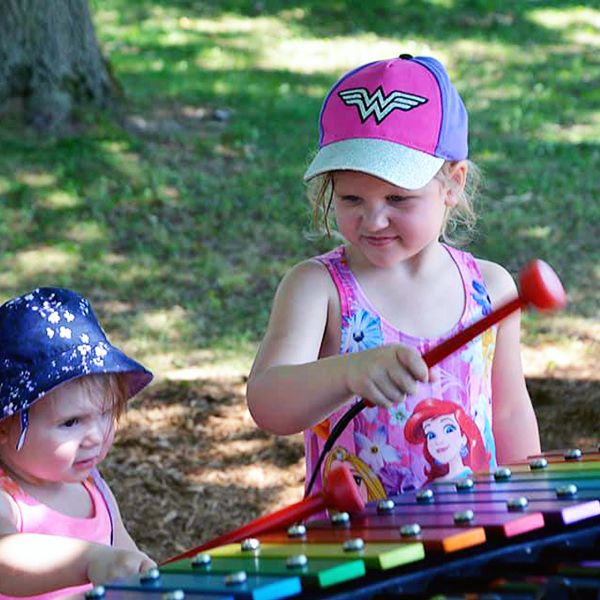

{"left": 345, "top": 344, "right": 429, "bottom": 408}
{"left": 87, "top": 546, "right": 157, "bottom": 585}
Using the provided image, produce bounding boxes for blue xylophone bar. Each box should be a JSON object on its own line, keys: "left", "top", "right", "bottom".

{"left": 96, "top": 448, "right": 600, "bottom": 599}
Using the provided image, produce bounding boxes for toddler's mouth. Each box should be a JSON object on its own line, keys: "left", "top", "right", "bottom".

{"left": 73, "top": 457, "right": 97, "bottom": 469}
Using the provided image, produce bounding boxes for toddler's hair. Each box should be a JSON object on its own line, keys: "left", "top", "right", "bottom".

{"left": 307, "top": 160, "right": 481, "bottom": 246}
{"left": 0, "top": 372, "right": 129, "bottom": 434}
{"left": 67, "top": 372, "right": 131, "bottom": 421}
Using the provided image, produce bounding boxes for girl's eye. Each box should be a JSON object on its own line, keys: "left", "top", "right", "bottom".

{"left": 388, "top": 195, "right": 411, "bottom": 204}
{"left": 339, "top": 195, "right": 361, "bottom": 204}
{"left": 61, "top": 418, "right": 78, "bottom": 428}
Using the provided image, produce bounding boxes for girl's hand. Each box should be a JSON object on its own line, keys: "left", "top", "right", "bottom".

{"left": 86, "top": 547, "right": 156, "bottom": 585}
{"left": 345, "top": 344, "right": 430, "bottom": 408}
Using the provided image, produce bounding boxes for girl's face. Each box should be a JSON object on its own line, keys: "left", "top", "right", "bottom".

{"left": 332, "top": 171, "right": 456, "bottom": 268}
{"left": 0, "top": 380, "right": 115, "bottom": 485}
{"left": 422, "top": 412, "right": 466, "bottom": 465}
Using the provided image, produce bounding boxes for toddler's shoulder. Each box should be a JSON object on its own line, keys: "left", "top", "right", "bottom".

{"left": 475, "top": 258, "right": 517, "bottom": 307}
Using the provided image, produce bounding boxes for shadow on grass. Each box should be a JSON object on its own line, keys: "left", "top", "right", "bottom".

{"left": 0, "top": 1, "right": 598, "bottom": 350}
{"left": 107, "top": 0, "right": 591, "bottom": 46}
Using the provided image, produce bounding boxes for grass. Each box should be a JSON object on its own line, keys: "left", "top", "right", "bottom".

{"left": 0, "top": 0, "right": 598, "bottom": 381}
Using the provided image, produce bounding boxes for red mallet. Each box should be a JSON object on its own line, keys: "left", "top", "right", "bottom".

{"left": 162, "top": 463, "right": 364, "bottom": 564}
{"left": 422, "top": 259, "right": 567, "bottom": 367}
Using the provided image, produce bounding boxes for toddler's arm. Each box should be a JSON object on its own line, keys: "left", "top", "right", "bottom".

{"left": 0, "top": 531, "right": 154, "bottom": 595}
{"left": 247, "top": 261, "right": 429, "bottom": 435}
{"left": 479, "top": 260, "right": 541, "bottom": 462}
{"left": 0, "top": 485, "right": 155, "bottom": 595}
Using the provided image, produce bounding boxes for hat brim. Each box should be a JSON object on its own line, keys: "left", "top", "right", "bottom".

{"left": 303, "top": 138, "right": 445, "bottom": 191}
{"left": 0, "top": 344, "right": 153, "bottom": 421}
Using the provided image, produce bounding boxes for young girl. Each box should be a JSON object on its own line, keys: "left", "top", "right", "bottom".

{"left": 247, "top": 54, "right": 541, "bottom": 497}
{"left": 0, "top": 287, "right": 156, "bottom": 598}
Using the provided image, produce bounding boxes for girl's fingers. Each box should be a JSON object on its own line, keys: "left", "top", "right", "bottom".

{"left": 394, "top": 346, "right": 429, "bottom": 382}
{"left": 388, "top": 366, "right": 418, "bottom": 397}
{"left": 361, "top": 380, "right": 394, "bottom": 409}
{"left": 373, "top": 372, "right": 409, "bottom": 405}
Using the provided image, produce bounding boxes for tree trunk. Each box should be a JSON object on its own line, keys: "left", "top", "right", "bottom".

{"left": 0, "top": 0, "right": 116, "bottom": 130}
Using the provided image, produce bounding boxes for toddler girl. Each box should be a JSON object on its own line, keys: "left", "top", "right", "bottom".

{"left": 0, "top": 287, "right": 155, "bottom": 598}
{"left": 247, "top": 54, "right": 540, "bottom": 499}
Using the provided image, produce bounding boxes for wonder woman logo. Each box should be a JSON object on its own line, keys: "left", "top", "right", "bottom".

{"left": 338, "top": 86, "right": 428, "bottom": 124}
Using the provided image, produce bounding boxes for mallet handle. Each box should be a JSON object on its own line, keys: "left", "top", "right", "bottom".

{"left": 423, "top": 297, "right": 523, "bottom": 367}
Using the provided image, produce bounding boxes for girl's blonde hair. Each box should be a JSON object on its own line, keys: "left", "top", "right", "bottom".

{"left": 306, "top": 160, "right": 482, "bottom": 246}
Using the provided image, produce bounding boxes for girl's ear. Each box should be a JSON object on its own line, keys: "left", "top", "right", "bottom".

{"left": 443, "top": 160, "right": 468, "bottom": 207}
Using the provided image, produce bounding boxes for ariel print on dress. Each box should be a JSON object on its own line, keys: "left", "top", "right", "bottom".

{"left": 405, "top": 398, "right": 491, "bottom": 483}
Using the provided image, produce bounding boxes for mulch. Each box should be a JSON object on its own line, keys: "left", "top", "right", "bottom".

{"left": 102, "top": 375, "right": 599, "bottom": 563}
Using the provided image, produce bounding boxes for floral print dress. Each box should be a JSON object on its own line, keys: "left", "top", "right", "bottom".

{"left": 305, "top": 245, "right": 497, "bottom": 500}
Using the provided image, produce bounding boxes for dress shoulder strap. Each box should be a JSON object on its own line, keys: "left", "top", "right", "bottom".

{"left": 313, "top": 246, "right": 358, "bottom": 319}
{"left": 90, "top": 467, "right": 115, "bottom": 546}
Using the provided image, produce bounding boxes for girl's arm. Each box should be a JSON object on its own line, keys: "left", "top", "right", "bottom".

{"left": 0, "top": 491, "right": 154, "bottom": 595}
{"left": 247, "top": 260, "right": 428, "bottom": 435}
{"left": 479, "top": 260, "right": 541, "bottom": 463}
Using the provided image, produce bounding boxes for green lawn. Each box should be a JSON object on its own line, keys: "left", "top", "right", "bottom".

{"left": 0, "top": 0, "right": 598, "bottom": 380}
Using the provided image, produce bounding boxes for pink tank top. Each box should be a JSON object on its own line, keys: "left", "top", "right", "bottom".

{"left": 0, "top": 467, "right": 113, "bottom": 600}
{"left": 305, "top": 245, "right": 497, "bottom": 500}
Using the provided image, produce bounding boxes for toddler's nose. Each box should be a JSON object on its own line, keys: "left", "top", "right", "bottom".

{"left": 84, "top": 419, "right": 108, "bottom": 446}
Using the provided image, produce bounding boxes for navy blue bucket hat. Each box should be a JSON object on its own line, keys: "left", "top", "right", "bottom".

{"left": 0, "top": 287, "right": 153, "bottom": 447}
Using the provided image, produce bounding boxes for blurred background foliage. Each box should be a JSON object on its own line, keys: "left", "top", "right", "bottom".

{"left": 0, "top": 0, "right": 598, "bottom": 385}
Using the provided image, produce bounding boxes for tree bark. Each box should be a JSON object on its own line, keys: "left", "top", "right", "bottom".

{"left": 0, "top": 0, "right": 116, "bottom": 130}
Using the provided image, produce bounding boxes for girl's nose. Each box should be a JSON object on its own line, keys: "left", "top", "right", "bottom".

{"left": 363, "top": 203, "right": 390, "bottom": 231}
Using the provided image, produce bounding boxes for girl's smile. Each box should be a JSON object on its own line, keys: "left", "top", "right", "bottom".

{"left": 332, "top": 170, "right": 455, "bottom": 269}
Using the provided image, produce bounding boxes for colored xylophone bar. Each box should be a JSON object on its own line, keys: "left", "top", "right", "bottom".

{"left": 95, "top": 447, "right": 600, "bottom": 599}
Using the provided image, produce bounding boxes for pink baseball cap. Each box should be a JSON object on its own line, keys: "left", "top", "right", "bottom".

{"left": 303, "top": 54, "right": 468, "bottom": 190}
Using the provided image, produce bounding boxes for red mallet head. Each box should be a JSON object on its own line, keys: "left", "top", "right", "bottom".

{"left": 519, "top": 259, "right": 567, "bottom": 312}
{"left": 322, "top": 463, "right": 365, "bottom": 513}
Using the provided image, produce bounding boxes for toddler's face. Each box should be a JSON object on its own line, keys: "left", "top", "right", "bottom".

{"left": 0, "top": 379, "right": 115, "bottom": 485}
{"left": 331, "top": 171, "right": 453, "bottom": 268}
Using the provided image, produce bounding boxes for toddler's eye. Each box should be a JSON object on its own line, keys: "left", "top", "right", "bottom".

{"left": 61, "top": 418, "right": 78, "bottom": 428}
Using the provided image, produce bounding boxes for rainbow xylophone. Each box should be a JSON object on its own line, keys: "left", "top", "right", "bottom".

{"left": 93, "top": 447, "right": 600, "bottom": 599}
